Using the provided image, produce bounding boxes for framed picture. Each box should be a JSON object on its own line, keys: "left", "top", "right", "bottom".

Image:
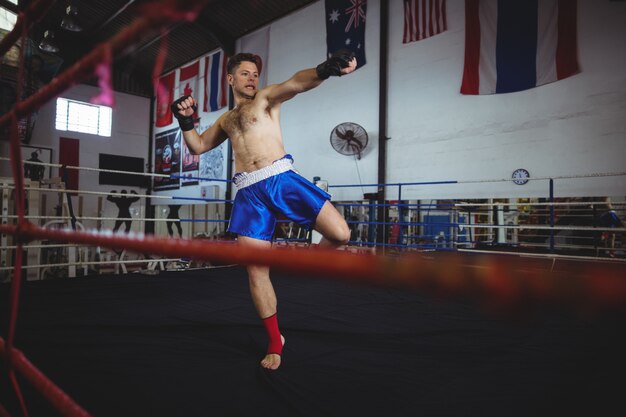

{"left": 21, "top": 145, "right": 52, "bottom": 182}
{"left": 153, "top": 128, "right": 180, "bottom": 191}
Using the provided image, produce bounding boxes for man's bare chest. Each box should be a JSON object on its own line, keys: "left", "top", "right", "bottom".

{"left": 222, "top": 104, "right": 261, "bottom": 136}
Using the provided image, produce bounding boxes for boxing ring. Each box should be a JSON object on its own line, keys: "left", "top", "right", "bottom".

{"left": 2, "top": 1, "right": 626, "bottom": 416}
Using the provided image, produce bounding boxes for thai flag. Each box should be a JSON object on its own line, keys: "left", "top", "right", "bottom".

{"left": 461, "top": 0, "right": 579, "bottom": 95}
{"left": 203, "top": 50, "right": 228, "bottom": 112}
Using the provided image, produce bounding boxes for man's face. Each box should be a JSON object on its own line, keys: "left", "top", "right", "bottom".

{"left": 228, "top": 61, "right": 259, "bottom": 99}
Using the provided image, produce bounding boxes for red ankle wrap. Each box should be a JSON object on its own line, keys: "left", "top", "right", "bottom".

{"left": 262, "top": 313, "right": 283, "bottom": 355}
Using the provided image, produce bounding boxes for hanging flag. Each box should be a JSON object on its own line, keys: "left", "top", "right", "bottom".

{"left": 461, "top": 0, "right": 579, "bottom": 95}
{"left": 203, "top": 50, "right": 229, "bottom": 112}
{"left": 155, "top": 72, "right": 175, "bottom": 127}
{"left": 179, "top": 61, "right": 200, "bottom": 119}
{"left": 403, "top": 0, "right": 447, "bottom": 44}
{"left": 324, "top": 0, "right": 367, "bottom": 68}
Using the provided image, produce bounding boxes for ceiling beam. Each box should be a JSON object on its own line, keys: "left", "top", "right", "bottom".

{"left": 195, "top": 11, "right": 235, "bottom": 56}
{"left": 96, "top": 0, "right": 137, "bottom": 32}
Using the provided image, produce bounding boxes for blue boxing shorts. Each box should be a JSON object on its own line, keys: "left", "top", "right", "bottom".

{"left": 227, "top": 155, "right": 331, "bottom": 241}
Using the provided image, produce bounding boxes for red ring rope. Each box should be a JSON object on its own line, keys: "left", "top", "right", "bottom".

{"left": 2, "top": 222, "right": 625, "bottom": 312}
{"left": 0, "top": 339, "right": 91, "bottom": 417}
{"left": 1, "top": 2, "right": 211, "bottom": 416}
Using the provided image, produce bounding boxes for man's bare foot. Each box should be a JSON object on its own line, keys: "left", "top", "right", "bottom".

{"left": 261, "top": 335, "right": 285, "bottom": 370}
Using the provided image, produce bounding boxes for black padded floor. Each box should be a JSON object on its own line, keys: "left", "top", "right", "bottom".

{"left": 1, "top": 266, "right": 624, "bottom": 417}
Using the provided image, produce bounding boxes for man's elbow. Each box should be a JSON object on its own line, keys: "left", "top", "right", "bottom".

{"left": 184, "top": 139, "right": 202, "bottom": 155}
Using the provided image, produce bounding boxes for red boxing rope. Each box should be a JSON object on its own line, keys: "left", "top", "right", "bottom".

{"left": 2, "top": 222, "right": 626, "bottom": 313}
{"left": 0, "top": 339, "right": 91, "bottom": 417}
{"left": 8, "top": 107, "right": 29, "bottom": 417}
{"left": 0, "top": 1, "right": 211, "bottom": 415}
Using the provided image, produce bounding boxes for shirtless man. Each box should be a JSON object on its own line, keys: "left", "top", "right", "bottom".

{"left": 171, "top": 50, "right": 356, "bottom": 370}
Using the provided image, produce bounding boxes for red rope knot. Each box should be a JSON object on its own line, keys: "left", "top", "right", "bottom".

{"left": 13, "top": 220, "right": 36, "bottom": 246}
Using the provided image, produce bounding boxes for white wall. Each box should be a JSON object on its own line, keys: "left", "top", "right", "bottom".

{"left": 268, "top": 1, "right": 381, "bottom": 201}
{"left": 386, "top": 0, "right": 626, "bottom": 199}
{"left": 228, "top": 0, "right": 626, "bottom": 202}
{"left": 20, "top": 84, "right": 150, "bottom": 231}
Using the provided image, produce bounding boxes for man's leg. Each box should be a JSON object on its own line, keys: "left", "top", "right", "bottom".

{"left": 238, "top": 235, "right": 284, "bottom": 370}
{"left": 313, "top": 201, "right": 351, "bottom": 249}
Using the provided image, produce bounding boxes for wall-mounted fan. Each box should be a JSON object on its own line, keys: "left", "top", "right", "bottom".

{"left": 330, "top": 122, "right": 368, "bottom": 160}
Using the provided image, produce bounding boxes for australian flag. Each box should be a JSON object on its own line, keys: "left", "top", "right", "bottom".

{"left": 324, "top": 0, "right": 367, "bottom": 69}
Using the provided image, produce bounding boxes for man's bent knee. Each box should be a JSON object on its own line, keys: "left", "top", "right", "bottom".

{"left": 325, "top": 223, "right": 350, "bottom": 246}
{"left": 337, "top": 223, "right": 351, "bottom": 245}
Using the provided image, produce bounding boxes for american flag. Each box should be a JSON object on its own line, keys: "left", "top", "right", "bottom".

{"left": 403, "top": 0, "right": 447, "bottom": 44}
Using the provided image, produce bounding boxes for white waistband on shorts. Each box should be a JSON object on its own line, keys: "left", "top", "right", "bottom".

{"left": 232, "top": 156, "right": 294, "bottom": 189}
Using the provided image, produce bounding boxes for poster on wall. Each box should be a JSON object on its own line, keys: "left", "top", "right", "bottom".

{"left": 181, "top": 133, "right": 199, "bottom": 186}
{"left": 196, "top": 121, "right": 228, "bottom": 189}
{"left": 21, "top": 145, "right": 52, "bottom": 182}
{"left": 199, "top": 142, "right": 227, "bottom": 185}
{"left": 153, "top": 128, "right": 180, "bottom": 191}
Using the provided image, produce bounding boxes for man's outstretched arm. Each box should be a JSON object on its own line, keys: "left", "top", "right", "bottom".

{"left": 171, "top": 96, "right": 228, "bottom": 155}
{"left": 264, "top": 49, "right": 357, "bottom": 105}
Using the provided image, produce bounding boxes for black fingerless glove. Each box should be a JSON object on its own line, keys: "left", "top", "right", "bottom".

{"left": 315, "top": 49, "right": 355, "bottom": 80}
{"left": 170, "top": 96, "right": 197, "bottom": 132}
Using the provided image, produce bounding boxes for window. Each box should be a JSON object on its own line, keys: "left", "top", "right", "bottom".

{"left": 0, "top": 0, "right": 17, "bottom": 31}
{"left": 55, "top": 98, "right": 112, "bottom": 137}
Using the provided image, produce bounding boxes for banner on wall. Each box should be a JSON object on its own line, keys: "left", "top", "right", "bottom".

{"left": 199, "top": 142, "right": 226, "bottom": 185}
{"left": 403, "top": 0, "right": 447, "bottom": 44}
{"left": 203, "top": 50, "right": 229, "bottom": 112}
{"left": 181, "top": 134, "right": 199, "bottom": 186}
{"left": 324, "top": 0, "right": 367, "bottom": 68}
{"left": 155, "top": 72, "right": 175, "bottom": 127}
{"left": 461, "top": 0, "right": 579, "bottom": 95}
{"left": 153, "top": 128, "right": 180, "bottom": 191}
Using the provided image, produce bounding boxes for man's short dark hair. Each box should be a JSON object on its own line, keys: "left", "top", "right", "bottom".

{"left": 227, "top": 53, "right": 260, "bottom": 74}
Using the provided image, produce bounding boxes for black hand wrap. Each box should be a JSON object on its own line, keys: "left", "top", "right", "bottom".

{"left": 170, "top": 96, "right": 198, "bottom": 132}
{"left": 315, "top": 49, "right": 355, "bottom": 80}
